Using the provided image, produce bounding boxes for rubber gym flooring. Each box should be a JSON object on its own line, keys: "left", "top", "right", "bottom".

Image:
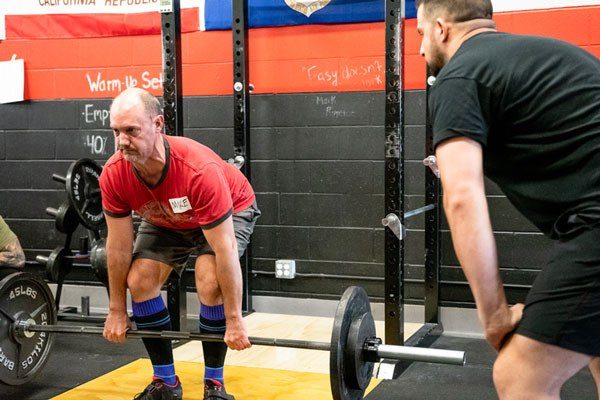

{"left": 1, "top": 320, "right": 596, "bottom": 399}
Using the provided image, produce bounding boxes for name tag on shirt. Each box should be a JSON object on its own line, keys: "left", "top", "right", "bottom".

{"left": 169, "top": 196, "right": 192, "bottom": 213}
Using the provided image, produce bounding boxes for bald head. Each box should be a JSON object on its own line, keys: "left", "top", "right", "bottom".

{"left": 110, "top": 88, "right": 162, "bottom": 120}
{"left": 416, "top": 0, "right": 493, "bottom": 22}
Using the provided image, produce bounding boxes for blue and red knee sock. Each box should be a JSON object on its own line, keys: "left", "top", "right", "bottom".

{"left": 132, "top": 295, "right": 178, "bottom": 386}
{"left": 131, "top": 297, "right": 228, "bottom": 387}
{"left": 199, "top": 303, "right": 228, "bottom": 387}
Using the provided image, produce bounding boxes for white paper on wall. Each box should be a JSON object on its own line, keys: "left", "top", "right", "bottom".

{"left": 0, "top": 54, "right": 24, "bottom": 104}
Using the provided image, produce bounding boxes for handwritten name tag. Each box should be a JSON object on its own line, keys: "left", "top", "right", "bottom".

{"left": 169, "top": 196, "right": 192, "bottom": 213}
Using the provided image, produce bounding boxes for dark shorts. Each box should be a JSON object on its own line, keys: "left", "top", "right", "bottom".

{"left": 132, "top": 201, "right": 261, "bottom": 275}
{"left": 516, "top": 225, "right": 600, "bottom": 356}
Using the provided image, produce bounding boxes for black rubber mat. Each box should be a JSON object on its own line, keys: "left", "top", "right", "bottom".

{"left": 0, "top": 324, "right": 148, "bottom": 399}
{"left": 365, "top": 336, "right": 596, "bottom": 400}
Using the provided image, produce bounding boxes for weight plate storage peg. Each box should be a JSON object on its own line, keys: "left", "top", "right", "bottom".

{"left": 64, "top": 158, "right": 105, "bottom": 230}
{"left": 0, "top": 270, "right": 56, "bottom": 385}
{"left": 46, "top": 201, "right": 79, "bottom": 235}
{"left": 37, "top": 246, "right": 72, "bottom": 283}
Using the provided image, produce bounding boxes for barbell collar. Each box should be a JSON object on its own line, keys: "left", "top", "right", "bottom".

{"left": 375, "top": 344, "right": 465, "bottom": 366}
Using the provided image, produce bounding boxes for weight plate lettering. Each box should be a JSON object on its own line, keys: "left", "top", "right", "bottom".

{"left": 0, "top": 271, "right": 56, "bottom": 385}
{"left": 65, "top": 158, "right": 104, "bottom": 230}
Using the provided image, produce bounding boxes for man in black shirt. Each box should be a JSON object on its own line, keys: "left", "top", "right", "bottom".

{"left": 416, "top": 0, "right": 600, "bottom": 398}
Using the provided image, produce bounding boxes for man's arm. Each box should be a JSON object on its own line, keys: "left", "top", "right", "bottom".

{"left": 202, "top": 216, "right": 250, "bottom": 350}
{"left": 103, "top": 213, "right": 134, "bottom": 343}
{"left": 0, "top": 236, "right": 26, "bottom": 269}
{"left": 436, "top": 137, "right": 521, "bottom": 349}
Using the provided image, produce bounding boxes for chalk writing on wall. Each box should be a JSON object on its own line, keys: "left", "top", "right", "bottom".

{"left": 84, "top": 134, "right": 109, "bottom": 156}
{"left": 315, "top": 95, "right": 357, "bottom": 119}
{"left": 301, "top": 59, "right": 383, "bottom": 89}
{"left": 82, "top": 104, "right": 110, "bottom": 126}
{"left": 85, "top": 71, "right": 163, "bottom": 94}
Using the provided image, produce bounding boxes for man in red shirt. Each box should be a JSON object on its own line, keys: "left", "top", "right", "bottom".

{"left": 100, "top": 88, "right": 260, "bottom": 400}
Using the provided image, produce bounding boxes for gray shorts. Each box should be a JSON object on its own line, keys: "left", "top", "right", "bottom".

{"left": 132, "top": 201, "right": 260, "bottom": 274}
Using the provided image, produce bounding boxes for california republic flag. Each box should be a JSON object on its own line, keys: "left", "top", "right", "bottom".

{"left": 0, "top": 0, "right": 202, "bottom": 39}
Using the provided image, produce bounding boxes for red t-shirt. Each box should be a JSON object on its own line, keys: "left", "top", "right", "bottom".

{"left": 99, "top": 135, "right": 255, "bottom": 230}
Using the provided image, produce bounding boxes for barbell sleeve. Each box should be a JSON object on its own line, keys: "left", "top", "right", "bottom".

{"left": 376, "top": 344, "right": 465, "bottom": 366}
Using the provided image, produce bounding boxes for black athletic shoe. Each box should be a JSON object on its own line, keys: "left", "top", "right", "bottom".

{"left": 133, "top": 377, "right": 183, "bottom": 400}
{"left": 203, "top": 380, "right": 235, "bottom": 400}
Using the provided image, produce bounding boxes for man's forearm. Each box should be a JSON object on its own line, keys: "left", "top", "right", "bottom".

{"left": 0, "top": 239, "right": 26, "bottom": 269}
{"left": 445, "top": 194, "right": 508, "bottom": 325}
{"left": 215, "top": 250, "right": 243, "bottom": 321}
{"left": 107, "top": 250, "right": 132, "bottom": 311}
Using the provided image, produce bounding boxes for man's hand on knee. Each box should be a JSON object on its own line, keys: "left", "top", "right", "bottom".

{"left": 485, "top": 303, "right": 525, "bottom": 351}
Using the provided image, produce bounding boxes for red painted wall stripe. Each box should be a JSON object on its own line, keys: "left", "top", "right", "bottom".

{"left": 1, "top": 6, "right": 598, "bottom": 100}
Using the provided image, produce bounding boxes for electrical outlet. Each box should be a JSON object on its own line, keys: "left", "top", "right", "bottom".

{"left": 275, "top": 259, "right": 296, "bottom": 279}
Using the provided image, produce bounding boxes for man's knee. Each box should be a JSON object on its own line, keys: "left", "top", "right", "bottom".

{"left": 493, "top": 351, "right": 516, "bottom": 397}
{"left": 197, "top": 273, "right": 221, "bottom": 299}
{"left": 195, "top": 256, "right": 221, "bottom": 301}
{"left": 493, "top": 340, "right": 546, "bottom": 399}
{"left": 127, "top": 260, "right": 163, "bottom": 299}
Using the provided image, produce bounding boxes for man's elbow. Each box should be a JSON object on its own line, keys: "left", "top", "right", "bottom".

{"left": 443, "top": 186, "right": 483, "bottom": 217}
{"left": 212, "top": 238, "right": 238, "bottom": 258}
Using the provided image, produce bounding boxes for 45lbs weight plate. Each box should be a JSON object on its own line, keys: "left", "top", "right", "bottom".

{"left": 0, "top": 270, "right": 56, "bottom": 385}
{"left": 65, "top": 158, "right": 104, "bottom": 230}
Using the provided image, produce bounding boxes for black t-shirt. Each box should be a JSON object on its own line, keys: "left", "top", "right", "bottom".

{"left": 430, "top": 32, "right": 600, "bottom": 237}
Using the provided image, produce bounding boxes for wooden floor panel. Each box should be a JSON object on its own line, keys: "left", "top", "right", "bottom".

{"left": 52, "top": 359, "right": 381, "bottom": 400}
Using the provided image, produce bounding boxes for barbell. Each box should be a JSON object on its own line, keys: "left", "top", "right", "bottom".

{"left": 0, "top": 270, "right": 465, "bottom": 399}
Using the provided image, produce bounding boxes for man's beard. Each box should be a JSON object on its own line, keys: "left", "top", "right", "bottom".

{"left": 123, "top": 152, "right": 140, "bottom": 163}
{"left": 119, "top": 146, "right": 140, "bottom": 163}
{"left": 427, "top": 47, "right": 446, "bottom": 77}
